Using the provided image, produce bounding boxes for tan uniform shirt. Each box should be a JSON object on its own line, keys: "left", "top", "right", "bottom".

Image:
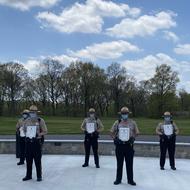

{"left": 81, "top": 117, "right": 104, "bottom": 133}
{"left": 156, "top": 122, "right": 179, "bottom": 136}
{"left": 110, "top": 119, "right": 139, "bottom": 139}
{"left": 24, "top": 117, "right": 47, "bottom": 139}
{"left": 16, "top": 119, "right": 26, "bottom": 137}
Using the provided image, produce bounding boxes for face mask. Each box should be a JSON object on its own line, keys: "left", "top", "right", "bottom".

{"left": 164, "top": 116, "right": 171, "bottom": 122}
{"left": 121, "top": 114, "right": 128, "bottom": 121}
{"left": 89, "top": 113, "right": 95, "bottom": 118}
{"left": 22, "top": 114, "right": 28, "bottom": 119}
{"left": 29, "top": 112, "right": 37, "bottom": 119}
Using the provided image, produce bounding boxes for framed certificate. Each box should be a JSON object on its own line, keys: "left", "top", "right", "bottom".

{"left": 86, "top": 123, "right": 95, "bottom": 133}
{"left": 26, "top": 126, "right": 37, "bottom": 139}
{"left": 163, "top": 124, "right": 173, "bottom": 135}
{"left": 19, "top": 126, "right": 25, "bottom": 137}
{"left": 119, "top": 127, "right": 130, "bottom": 141}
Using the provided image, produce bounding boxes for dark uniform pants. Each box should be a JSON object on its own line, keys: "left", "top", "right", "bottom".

{"left": 115, "top": 143, "right": 134, "bottom": 183}
{"left": 19, "top": 137, "right": 26, "bottom": 163}
{"left": 25, "top": 139, "right": 42, "bottom": 178}
{"left": 160, "top": 135, "right": 176, "bottom": 168}
{"left": 84, "top": 137, "right": 99, "bottom": 166}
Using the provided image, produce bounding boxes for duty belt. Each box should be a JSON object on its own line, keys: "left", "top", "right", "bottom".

{"left": 26, "top": 137, "right": 40, "bottom": 143}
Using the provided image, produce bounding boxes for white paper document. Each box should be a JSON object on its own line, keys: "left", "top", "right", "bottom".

{"left": 119, "top": 127, "right": 130, "bottom": 141}
{"left": 19, "top": 126, "right": 25, "bottom": 137}
{"left": 163, "top": 124, "right": 173, "bottom": 135}
{"left": 26, "top": 126, "right": 37, "bottom": 139}
{"left": 86, "top": 123, "right": 95, "bottom": 133}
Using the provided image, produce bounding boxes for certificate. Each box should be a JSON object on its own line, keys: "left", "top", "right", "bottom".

{"left": 19, "top": 126, "right": 25, "bottom": 137}
{"left": 163, "top": 124, "right": 173, "bottom": 135}
{"left": 86, "top": 123, "right": 95, "bottom": 133}
{"left": 26, "top": 126, "right": 37, "bottom": 139}
{"left": 119, "top": 127, "right": 130, "bottom": 141}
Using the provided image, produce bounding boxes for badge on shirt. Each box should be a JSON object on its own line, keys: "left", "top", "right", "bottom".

{"left": 163, "top": 124, "right": 173, "bottom": 136}
{"left": 119, "top": 127, "right": 130, "bottom": 141}
{"left": 26, "top": 126, "right": 37, "bottom": 139}
{"left": 86, "top": 123, "right": 95, "bottom": 134}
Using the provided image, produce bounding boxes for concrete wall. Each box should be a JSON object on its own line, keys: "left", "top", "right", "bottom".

{"left": 0, "top": 139, "right": 190, "bottom": 159}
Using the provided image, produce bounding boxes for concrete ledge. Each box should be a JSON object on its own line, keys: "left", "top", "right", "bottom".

{"left": 0, "top": 139, "right": 190, "bottom": 159}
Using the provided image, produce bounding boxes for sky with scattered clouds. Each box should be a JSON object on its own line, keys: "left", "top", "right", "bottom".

{"left": 0, "top": 0, "right": 189, "bottom": 91}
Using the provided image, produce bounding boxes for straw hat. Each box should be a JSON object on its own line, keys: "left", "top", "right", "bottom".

{"left": 89, "top": 108, "right": 95, "bottom": 113}
{"left": 21, "top": 109, "right": 30, "bottom": 114}
{"left": 120, "top": 107, "right": 131, "bottom": 114}
{"left": 163, "top": 111, "right": 171, "bottom": 116}
{"left": 29, "top": 105, "right": 40, "bottom": 113}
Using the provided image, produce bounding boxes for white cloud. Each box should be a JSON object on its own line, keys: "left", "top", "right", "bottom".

{"left": 68, "top": 40, "right": 141, "bottom": 61}
{"left": 37, "top": 0, "right": 141, "bottom": 34}
{"left": 174, "top": 44, "right": 190, "bottom": 55}
{"left": 0, "top": 0, "right": 60, "bottom": 11}
{"left": 163, "top": 31, "right": 179, "bottom": 43}
{"left": 121, "top": 53, "right": 190, "bottom": 82}
{"left": 23, "top": 55, "right": 77, "bottom": 76}
{"left": 106, "top": 11, "right": 176, "bottom": 38}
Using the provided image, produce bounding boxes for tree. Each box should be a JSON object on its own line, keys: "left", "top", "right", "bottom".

{"left": 148, "top": 64, "right": 179, "bottom": 117}
{"left": 107, "top": 63, "right": 129, "bottom": 115}
{"left": 42, "top": 59, "right": 65, "bottom": 115}
{"left": 3, "top": 62, "right": 28, "bottom": 115}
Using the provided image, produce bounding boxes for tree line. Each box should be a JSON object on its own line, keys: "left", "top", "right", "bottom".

{"left": 0, "top": 60, "right": 190, "bottom": 118}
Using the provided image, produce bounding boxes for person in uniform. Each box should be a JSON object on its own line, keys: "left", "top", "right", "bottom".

{"left": 81, "top": 108, "right": 104, "bottom": 168}
{"left": 16, "top": 109, "right": 29, "bottom": 165}
{"left": 156, "top": 111, "right": 179, "bottom": 170}
{"left": 110, "top": 107, "right": 139, "bottom": 186}
{"left": 22, "top": 105, "right": 47, "bottom": 182}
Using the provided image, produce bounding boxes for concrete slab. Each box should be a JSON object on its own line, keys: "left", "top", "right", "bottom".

{"left": 0, "top": 155, "right": 190, "bottom": 190}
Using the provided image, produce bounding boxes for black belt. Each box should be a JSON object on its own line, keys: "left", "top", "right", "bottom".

{"left": 26, "top": 137, "right": 40, "bottom": 143}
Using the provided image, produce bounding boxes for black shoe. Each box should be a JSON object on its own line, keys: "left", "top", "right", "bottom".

{"left": 160, "top": 167, "right": 165, "bottom": 170}
{"left": 17, "top": 162, "right": 24, "bottom": 165}
{"left": 114, "top": 180, "right": 121, "bottom": 185}
{"left": 171, "top": 166, "right": 176, "bottom": 170}
{"left": 22, "top": 177, "right": 32, "bottom": 181}
{"left": 96, "top": 165, "right": 100, "bottom": 168}
{"left": 82, "top": 164, "right": 89, "bottom": 167}
{"left": 128, "top": 181, "right": 136, "bottom": 186}
{"left": 37, "top": 178, "right": 42, "bottom": 182}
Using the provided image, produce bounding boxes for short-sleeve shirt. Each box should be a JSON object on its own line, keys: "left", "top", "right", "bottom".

{"left": 110, "top": 119, "right": 138, "bottom": 138}
{"left": 81, "top": 117, "right": 104, "bottom": 132}
{"left": 157, "top": 122, "right": 178, "bottom": 136}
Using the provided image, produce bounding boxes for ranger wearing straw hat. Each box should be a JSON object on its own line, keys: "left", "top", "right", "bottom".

{"left": 156, "top": 111, "right": 179, "bottom": 170}
{"left": 110, "top": 107, "right": 139, "bottom": 186}
{"left": 16, "top": 109, "right": 30, "bottom": 165}
{"left": 22, "top": 105, "right": 47, "bottom": 182}
{"left": 81, "top": 108, "right": 104, "bottom": 168}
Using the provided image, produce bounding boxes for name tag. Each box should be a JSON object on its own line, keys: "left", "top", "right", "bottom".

{"left": 163, "top": 124, "right": 173, "bottom": 135}
{"left": 26, "top": 126, "right": 37, "bottom": 139}
{"left": 86, "top": 123, "right": 95, "bottom": 134}
{"left": 119, "top": 127, "right": 130, "bottom": 141}
{"left": 19, "top": 126, "right": 25, "bottom": 137}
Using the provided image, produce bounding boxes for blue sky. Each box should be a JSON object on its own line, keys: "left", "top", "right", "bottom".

{"left": 0, "top": 0, "right": 190, "bottom": 91}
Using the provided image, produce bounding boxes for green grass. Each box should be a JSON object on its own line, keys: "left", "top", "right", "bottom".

{"left": 0, "top": 116, "right": 189, "bottom": 135}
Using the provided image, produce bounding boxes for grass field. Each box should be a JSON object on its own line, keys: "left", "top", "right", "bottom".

{"left": 0, "top": 116, "right": 189, "bottom": 135}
